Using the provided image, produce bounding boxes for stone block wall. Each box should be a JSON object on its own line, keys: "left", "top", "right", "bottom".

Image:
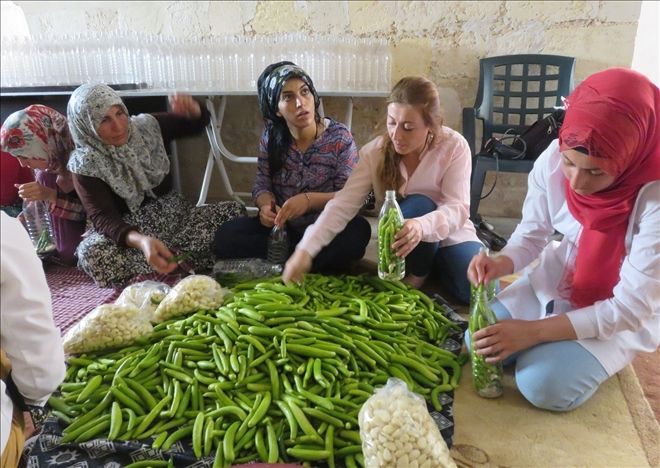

{"left": 9, "top": 0, "right": 643, "bottom": 216}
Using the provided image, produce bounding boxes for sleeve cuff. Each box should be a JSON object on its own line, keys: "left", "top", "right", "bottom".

{"left": 498, "top": 246, "right": 525, "bottom": 274}
{"left": 415, "top": 214, "right": 448, "bottom": 242}
{"left": 252, "top": 190, "right": 272, "bottom": 205}
{"left": 296, "top": 239, "right": 320, "bottom": 259}
{"left": 118, "top": 225, "right": 139, "bottom": 247}
{"left": 566, "top": 306, "right": 598, "bottom": 340}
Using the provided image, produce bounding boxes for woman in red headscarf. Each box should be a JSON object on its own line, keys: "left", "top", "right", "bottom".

{"left": 467, "top": 68, "right": 659, "bottom": 411}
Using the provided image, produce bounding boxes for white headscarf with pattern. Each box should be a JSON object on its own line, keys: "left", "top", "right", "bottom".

{"left": 66, "top": 83, "right": 170, "bottom": 212}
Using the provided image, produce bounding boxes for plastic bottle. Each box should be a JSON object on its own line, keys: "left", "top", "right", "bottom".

{"left": 468, "top": 281, "right": 503, "bottom": 398}
{"left": 378, "top": 190, "right": 405, "bottom": 281}
{"left": 22, "top": 199, "right": 56, "bottom": 255}
{"left": 267, "top": 225, "right": 289, "bottom": 265}
{"left": 213, "top": 258, "right": 282, "bottom": 286}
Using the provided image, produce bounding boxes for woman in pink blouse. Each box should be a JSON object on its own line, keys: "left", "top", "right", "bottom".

{"left": 284, "top": 76, "right": 483, "bottom": 303}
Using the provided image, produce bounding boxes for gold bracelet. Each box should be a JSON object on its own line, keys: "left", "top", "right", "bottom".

{"left": 303, "top": 192, "right": 311, "bottom": 210}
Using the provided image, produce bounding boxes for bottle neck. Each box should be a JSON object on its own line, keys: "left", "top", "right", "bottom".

{"left": 384, "top": 190, "right": 396, "bottom": 201}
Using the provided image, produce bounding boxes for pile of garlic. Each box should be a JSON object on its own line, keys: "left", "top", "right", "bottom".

{"left": 153, "top": 275, "right": 226, "bottom": 322}
{"left": 63, "top": 304, "right": 153, "bottom": 354}
{"left": 358, "top": 378, "right": 456, "bottom": 468}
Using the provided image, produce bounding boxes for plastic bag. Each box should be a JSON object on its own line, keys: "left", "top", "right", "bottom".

{"left": 153, "top": 274, "right": 226, "bottom": 322}
{"left": 358, "top": 378, "right": 456, "bottom": 468}
{"left": 212, "top": 258, "right": 282, "bottom": 286}
{"left": 115, "top": 280, "right": 171, "bottom": 320}
{"left": 62, "top": 304, "right": 153, "bottom": 354}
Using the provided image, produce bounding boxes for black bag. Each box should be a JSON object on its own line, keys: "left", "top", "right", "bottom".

{"left": 484, "top": 109, "right": 565, "bottom": 161}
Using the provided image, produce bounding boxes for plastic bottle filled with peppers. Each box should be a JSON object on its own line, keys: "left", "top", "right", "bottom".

{"left": 23, "top": 199, "right": 56, "bottom": 256}
{"left": 378, "top": 190, "right": 405, "bottom": 281}
{"left": 469, "top": 281, "right": 503, "bottom": 398}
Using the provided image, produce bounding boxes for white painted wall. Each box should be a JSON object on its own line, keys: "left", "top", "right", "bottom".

{"left": 631, "top": 0, "right": 659, "bottom": 85}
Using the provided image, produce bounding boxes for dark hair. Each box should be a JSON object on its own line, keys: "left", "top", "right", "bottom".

{"left": 257, "top": 61, "right": 321, "bottom": 175}
{"left": 378, "top": 76, "right": 444, "bottom": 192}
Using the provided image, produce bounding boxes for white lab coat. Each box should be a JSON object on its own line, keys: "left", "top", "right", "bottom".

{"left": 496, "top": 140, "right": 660, "bottom": 376}
{"left": 1, "top": 212, "right": 66, "bottom": 455}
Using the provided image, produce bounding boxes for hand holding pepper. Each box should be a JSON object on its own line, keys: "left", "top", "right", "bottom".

{"left": 126, "top": 230, "right": 177, "bottom": 274}
{"left": 391, "top": 219, "right": 423, "bottom": 258}
{"left": 468, "top": 252, "right": 514, "bottom": 285}
{"left": 259, "top": 200, "right": 278, "bottom": 228}
{"left": 274, "top": 193, "right": 309, "bottom": 228}
{"left": 282, "top": 248, "right": 312, "bottom": 285}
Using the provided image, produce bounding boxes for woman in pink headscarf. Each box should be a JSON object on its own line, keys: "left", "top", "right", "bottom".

{"left": 467, "top": 68, "right": 659, "bottom": 411}
{"left": 1, "top": 105, "right": 86, "bottom": 265}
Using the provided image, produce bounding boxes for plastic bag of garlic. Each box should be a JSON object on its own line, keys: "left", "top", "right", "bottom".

{"left": 62, "top": 304, "right": 153, "bottom": 354}
{"left": 359, "top": 378, "right": 457, "bottom": 468}
{"left": 114, "top": 280, "right": 171, "bottom": 321}
{"left": 153, "top": 274, "right": 226, "bottom": 322}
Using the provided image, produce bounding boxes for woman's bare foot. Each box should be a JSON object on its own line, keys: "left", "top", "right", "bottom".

{"left": 402, "top": 274, "right": 427, "bottom": 289}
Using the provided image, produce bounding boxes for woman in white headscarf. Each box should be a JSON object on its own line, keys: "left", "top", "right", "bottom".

{"left": 67, "top": 84, "right": 245, "bottom": 287}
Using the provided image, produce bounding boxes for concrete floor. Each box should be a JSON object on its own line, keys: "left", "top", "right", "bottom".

{"left": 479, "top": 216, "right": 520, "bottom": 239}
{"left": 363, "top": 214, "right": 658, "bottom": 421}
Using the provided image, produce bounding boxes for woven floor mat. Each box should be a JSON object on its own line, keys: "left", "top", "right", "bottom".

{"left": 44, "top": 264, "right": 184, "bottom": 335}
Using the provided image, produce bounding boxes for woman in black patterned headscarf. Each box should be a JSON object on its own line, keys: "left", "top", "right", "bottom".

{"left": 257, "top": 61, "right": 322, "bottom": 176}
{"left": 212, "top": 61, "right": 370, "bottom": 272}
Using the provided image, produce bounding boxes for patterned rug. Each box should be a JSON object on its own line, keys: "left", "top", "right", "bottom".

{"left": 44, "top": 264, "right": 184, "bottom": 334}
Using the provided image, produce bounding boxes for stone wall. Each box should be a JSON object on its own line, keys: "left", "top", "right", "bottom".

{"left": 9, "top": 1, "right": 643, "bottom": 216}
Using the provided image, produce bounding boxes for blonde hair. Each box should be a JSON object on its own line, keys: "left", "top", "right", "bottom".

{"left": 378, "top": 76, "right": 444, "bottom": 193}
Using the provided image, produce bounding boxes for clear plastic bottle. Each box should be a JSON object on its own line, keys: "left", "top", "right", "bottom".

{"left": 267, "top": 225, "right": 289, "bottom": 265}
{"left": 213, "top": 258, "right": 283, "bottom": 286}
{"left": 378, "top": 190, "right": 405, "bottom": 281}
{"left": 22, "top": 200, "right": 56, "bottom": 256}
{"left": 468, "top": 282, "right": 503, "bottom": 398}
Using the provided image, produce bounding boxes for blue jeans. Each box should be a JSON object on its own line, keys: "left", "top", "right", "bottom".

{"left": 465, "top": 300, "right": 609, "bottom": 411}
{"left": 399, "top": 194, "right": 481, "bottom": 304}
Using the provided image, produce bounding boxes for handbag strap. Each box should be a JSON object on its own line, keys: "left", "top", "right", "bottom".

{"left": 500, "top": 130, "right": 527, "bottom": 159}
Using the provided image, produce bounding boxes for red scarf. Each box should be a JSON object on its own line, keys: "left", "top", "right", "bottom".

{"left": 558, "top": 68, "right": 660, "bottom": 308}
